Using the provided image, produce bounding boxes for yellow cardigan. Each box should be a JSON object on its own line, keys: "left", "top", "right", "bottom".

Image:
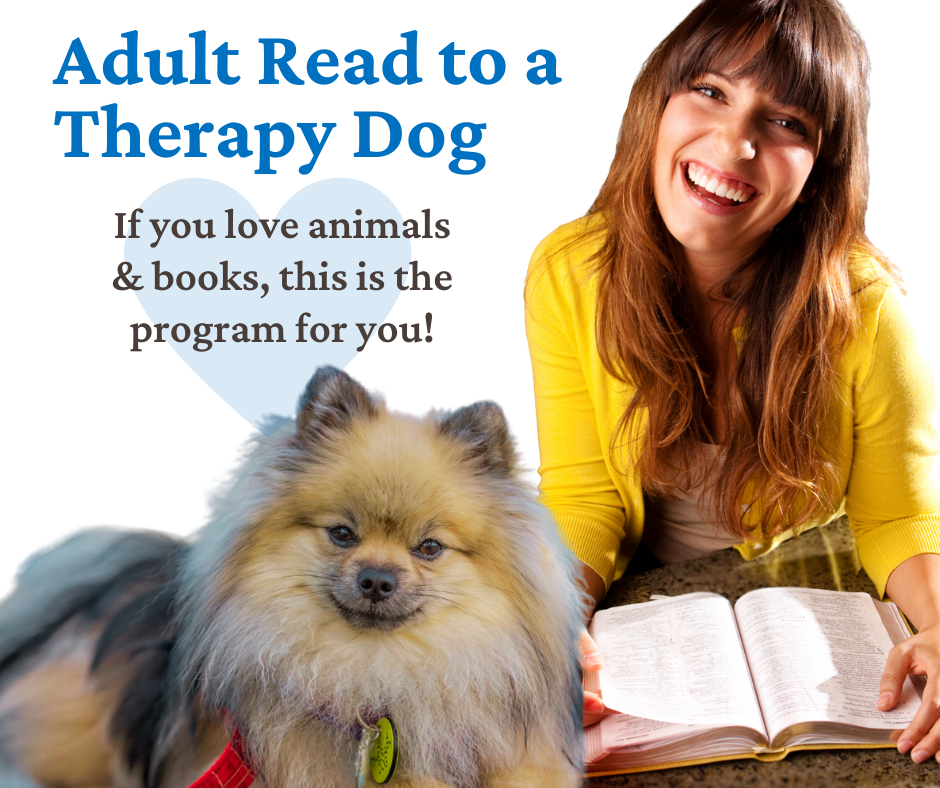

{"left": 525, "top": 215, "right": 940, "bottom": 597}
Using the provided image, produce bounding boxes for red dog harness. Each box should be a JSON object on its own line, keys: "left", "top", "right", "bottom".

{"left": 188, "top": 735, "right": 254, "bottom": 788}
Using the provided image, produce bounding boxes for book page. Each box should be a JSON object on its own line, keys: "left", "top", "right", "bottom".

{"left": 587, "top": 716, "right": 767, "bottom": 771}
{"left": 596, "top": 714, "right": 715, "bottom": 757}
{"left": 586, "top": 714, "right": 698, "bottom": 763}
{"left": 734, "top": 587, "right": 921, "bottom": 741}
{"left": 592, "top": 593, "right": 765, "bottom": 730}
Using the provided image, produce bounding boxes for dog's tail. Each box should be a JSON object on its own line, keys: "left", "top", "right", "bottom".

{"left": 0, "top": 528, "right": 184, "bottom": 678}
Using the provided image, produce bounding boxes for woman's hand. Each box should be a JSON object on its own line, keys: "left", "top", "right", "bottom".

{"left": 879, "top": 622, "right": 940, "bottom": 762}
{"left": 575, "top": 563, "right": 616, "bottom": 727}
{"left": 881, "top": 553, "right": 940, "bottom": 763}
{"left": 580, "top": 629, "right": 617, "bottom": 727}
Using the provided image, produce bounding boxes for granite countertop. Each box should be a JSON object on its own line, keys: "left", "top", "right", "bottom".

{"left": 587, "top": 518, "right": 939, "bottom": 788}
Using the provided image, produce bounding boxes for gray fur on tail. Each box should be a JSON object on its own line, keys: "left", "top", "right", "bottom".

{"left": 0, "top": 528, "right": 183, "bottom": 678}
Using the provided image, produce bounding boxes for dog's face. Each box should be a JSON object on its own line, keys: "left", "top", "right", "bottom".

{"left": 290, "top": 414, "right": 506, "bottom": 633}
{"left": 226, "top": 368, "right": 526, "bottom": 645}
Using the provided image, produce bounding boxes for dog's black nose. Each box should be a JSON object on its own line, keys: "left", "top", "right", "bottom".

{"left": 357, "top": 568, "right": 397, "bottom": 602}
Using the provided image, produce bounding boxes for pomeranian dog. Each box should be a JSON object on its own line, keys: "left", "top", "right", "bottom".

{"left": 0, "top": 368, "right": 584, "bottom": 788}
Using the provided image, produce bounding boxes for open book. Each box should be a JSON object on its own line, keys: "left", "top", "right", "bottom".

{"left": 585, "top": 588, "right": 923, "bottom": 774}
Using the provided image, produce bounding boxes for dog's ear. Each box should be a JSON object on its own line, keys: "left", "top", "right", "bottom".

{"left": 296, "top": 366, "right": 377, "bottom": 439}
{"left": 437, "top": 401, "right": 516, "bottom": 476}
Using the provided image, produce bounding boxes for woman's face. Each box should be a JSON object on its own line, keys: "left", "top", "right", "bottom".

{"left": 652, "top": 71, "right": 820, "bottom": 270}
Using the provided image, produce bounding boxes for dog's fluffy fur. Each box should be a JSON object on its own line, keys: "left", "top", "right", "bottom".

{"left": 0, "top": 368, "right": 584, "bottom": 788}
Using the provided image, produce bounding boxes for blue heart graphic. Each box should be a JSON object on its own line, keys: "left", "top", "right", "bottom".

{"left": 125, "top": 178, "right": 409, "bottom": 431}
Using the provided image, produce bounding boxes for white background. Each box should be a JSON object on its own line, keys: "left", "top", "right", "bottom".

{"left": 1, "top": 0, "right": 937, "bottom": 596}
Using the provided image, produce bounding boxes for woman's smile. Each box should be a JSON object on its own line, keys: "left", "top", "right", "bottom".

{"left": 684, "top": 161, "right": 757, "bottom": 207}
{"left": 653, "top": 72, "right": 820, "bottom": 270}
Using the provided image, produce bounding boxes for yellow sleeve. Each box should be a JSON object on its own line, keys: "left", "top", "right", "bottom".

{"left": 524, "top": 227, "right": 630, "bottom": 589}
{"left": 847, "top": 284, "right": 940, "bottom": 597}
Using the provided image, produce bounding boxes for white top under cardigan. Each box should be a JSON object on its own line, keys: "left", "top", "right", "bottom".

{"left": 641, "top": 442, "right": 743, "bottom": 564}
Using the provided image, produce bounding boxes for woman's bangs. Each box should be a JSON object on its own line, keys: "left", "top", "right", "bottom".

{"left": 664, "top": 2, "right": 848, "bottom": 134}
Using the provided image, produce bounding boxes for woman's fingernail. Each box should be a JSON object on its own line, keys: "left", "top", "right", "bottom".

{"left": 912, "top": 749, "right": 930, "bottom": 764}
{"left": 587, "top": 699, "right": 604, "bottom": 714}
{"left": 898, "top": 740, "right": 913, "bottom": 754}
{"left": 878, "top": 691, "right": 892, "bottom": 709}
{"left": 585, "top": 654, "right": 603, "bottom": 669}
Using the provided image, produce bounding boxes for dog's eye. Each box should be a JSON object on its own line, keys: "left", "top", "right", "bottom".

{"left": 328, "top": 526, "right": 358, "bottom": 547}
{"left": 415, "top": 539, "right": 444, "bottom": 559}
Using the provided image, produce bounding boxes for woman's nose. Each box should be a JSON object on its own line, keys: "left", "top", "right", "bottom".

{"left": 713, "top": 113, "right": 757, "bottom": 163}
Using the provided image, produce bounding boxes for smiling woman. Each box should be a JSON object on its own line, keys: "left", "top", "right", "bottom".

{"left": 524, "top": 0, "right": 940, "bottom": 765}
{"left": 654, "top": 74, "right": 819, "bottom": 268}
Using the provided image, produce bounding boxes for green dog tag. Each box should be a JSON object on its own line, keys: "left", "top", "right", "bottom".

{"left": 369, "top": 717, "right": 398, "bottom": 784}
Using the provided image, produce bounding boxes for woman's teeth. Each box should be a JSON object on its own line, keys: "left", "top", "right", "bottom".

{"left": 686, "top": 164, "right": 753, "bottom": 204}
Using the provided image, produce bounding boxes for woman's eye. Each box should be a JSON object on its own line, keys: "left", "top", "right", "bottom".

{"left": 328, "top": 525, "right": 357, "bottom": 547}
{"left": 773, "top": 117, "right": 808, "bottom": 136}
{"left": 691, "top": 83, "right": 721, "bottom": 100}
{"left": 415, "top": 539, "right": 444, "bottom": 559}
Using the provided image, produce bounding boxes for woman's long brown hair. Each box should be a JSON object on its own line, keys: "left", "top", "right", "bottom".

{"left": 590, "top": 0, "right": 899, "bottom": 537}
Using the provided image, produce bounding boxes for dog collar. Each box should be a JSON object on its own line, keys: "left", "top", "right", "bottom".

{"left": 187, "top": 732, "right": 254, "bottom": 788}
{"left": 309, "top": 704, "right": 380, "bottom": 739}
{"left": 187, "top": 715, "right": 396, "bottom": 788}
